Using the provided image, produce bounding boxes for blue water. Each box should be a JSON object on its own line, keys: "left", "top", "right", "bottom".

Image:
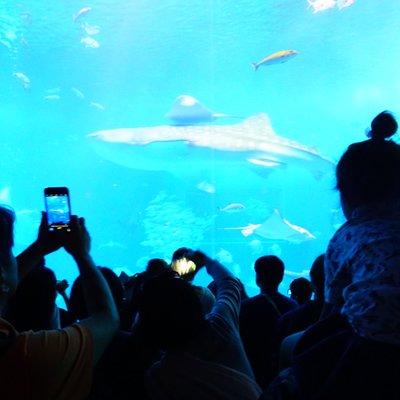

{"left": 1, "top": 0, "right": 399, "bottom": 299}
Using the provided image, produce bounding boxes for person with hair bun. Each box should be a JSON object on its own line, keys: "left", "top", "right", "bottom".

{"left": 272, "top": 111, "right": 400, "bottom": 400}
{"left": 326, "top": 110, "right": 400, "bottom": 331}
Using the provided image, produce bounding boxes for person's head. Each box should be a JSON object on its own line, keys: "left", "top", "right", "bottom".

{"left": 70, "top": 266, "right": 125, "bottom": 320}
{"left": 4, "top": 266, "right": 59, "bottom": 331}
{"left": 289, "top": 277, "right": 312, "bottom": 305}
{"left": 255, "top": 255, "right": 284, "bottom": 292}
{"left": 336, "top": 111, "right": 400, "bottom": 217}
{"left": 146, "top": 258, "right": 170, "bottom": 276}
{"left": 309, "top": 254, "right": 325, "bottom": 301}
{"left": 138, "top": 274, "right": 206, "bottom": 351}
{"left": 0, "top": 206, "right": 17, "bottom": 308}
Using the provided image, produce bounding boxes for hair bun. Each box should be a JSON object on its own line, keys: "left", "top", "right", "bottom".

{"left": 370, "top": 111, "right": 398, "bottom": 140}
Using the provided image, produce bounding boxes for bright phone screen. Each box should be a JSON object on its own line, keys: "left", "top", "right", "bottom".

{"left": 45, "top": 192, "right": 71, "bottom": 230}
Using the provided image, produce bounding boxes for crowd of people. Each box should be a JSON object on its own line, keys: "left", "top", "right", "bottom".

{"left": 1, "top": 110, "right": 400, "bottom": 399}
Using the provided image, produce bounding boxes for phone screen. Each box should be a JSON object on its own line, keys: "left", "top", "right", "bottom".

{"left": 171, "top": 257, "right": 197, "bottom": 276}
{"left": 44, "top": 187, "right": 71, "bottom": 231}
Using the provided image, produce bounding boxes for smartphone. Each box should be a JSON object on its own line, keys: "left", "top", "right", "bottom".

{"left": 171, "top": 257, "right": 197, "bottom": 276}
{"left": 44, "top": 187, "right": 71, "bottom": 231}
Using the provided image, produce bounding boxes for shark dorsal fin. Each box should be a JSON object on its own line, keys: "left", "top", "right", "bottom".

{"left": 239, "top": 113, "right": 277, "bottom": 137}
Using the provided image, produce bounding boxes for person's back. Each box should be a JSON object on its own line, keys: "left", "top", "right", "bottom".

{"left": 239, "top": 255, "right": 298, "bottom": 388}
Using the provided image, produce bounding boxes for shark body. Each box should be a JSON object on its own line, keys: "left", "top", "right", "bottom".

{"left": 87, "top": 113, "right": 334, "bottom": 187}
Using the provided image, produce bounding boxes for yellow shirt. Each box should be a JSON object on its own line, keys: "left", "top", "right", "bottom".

{"left": 0, "top": 318, "right": 93, "bottom": 400}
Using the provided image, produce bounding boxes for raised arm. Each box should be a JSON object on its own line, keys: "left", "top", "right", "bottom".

{"left": 16, "top": 212, "right": 63, "bottom": 280}
{"left": 190, "top": 250, "right": 241, "bottom": 327}
{"left": 63, "top": 215, "right": 119, "bottom": 364}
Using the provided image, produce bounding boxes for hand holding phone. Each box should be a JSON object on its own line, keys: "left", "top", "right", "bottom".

{"left": 171, "top": 257, "right": 197, "bottom": 276}
{"left": 44, "top": 187, "right": 71, "bottom": 231}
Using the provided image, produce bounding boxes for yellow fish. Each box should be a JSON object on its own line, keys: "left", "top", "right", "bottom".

{"left": 251, "top": 50, "right": 298, "bottom": 71}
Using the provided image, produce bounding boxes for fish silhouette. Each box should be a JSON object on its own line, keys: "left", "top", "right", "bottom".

{"left": 87, "top": 113, "right": 334, "bottom": 189}
{"left": 165, "top": 95, "right": 241, "bottom": 125}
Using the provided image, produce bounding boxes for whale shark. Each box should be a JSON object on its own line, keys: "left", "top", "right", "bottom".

{"left": 87, "top": 113, "right": 334, "bottom": 189}
{"left": 165, "top": 95, "right": 240, "bottom": 125}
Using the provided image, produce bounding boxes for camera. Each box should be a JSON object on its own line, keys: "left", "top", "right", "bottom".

{"left": 44, "top": 187, "right": 71, "bottom": 231}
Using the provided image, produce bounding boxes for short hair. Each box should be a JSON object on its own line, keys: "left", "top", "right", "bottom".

{"left": 0, "top": 205, "right": 15, "bottom": 250}
{"left": 289, "top": 277, "right": 312, "bottom": 304}
{"left": 254, "top": 255, "right": 284, "bottom": 287}
{"left": 138, "top": 275, "right": 206, "bottom": 351}
{"left": 146, "top": 258, "right": 170, "bottom": 275}
{"left": 336, "top": 111, "right": 400, "bottom": 209}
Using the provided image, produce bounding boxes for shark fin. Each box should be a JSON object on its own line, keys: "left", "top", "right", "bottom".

{"left": 247, "top": 158, "right": 286, "bottom": 168}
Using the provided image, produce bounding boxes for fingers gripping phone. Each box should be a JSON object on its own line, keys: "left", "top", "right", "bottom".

{"left": 44, "top": 187, "right": 71, "bottom": 231}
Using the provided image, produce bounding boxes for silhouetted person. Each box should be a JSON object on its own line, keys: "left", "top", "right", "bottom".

{"left": 289, "top": 277, "right": 312, "bottom": 305}
{"left": 276, "top": 254, "right": 325, "bottom": 370}
{"left": 277, "top": 255, "right": 325, "bottom": 342}
{"left": 4, "top": 259, "right": 60, "bottom": 331}
{"left": 267, "top": 111, "right": 400, "bottom": 399}
{"left": 0, "top": 209, "right": 119, "bottom": 399}
{"left": 138, "top": 250, "right": 262, "bottom": 399}
{"left": 170, "top": 247, "right": 216, "bottom": 314}
{"left": 69, "top": 266, "right": 125, "bottom": 322}
{"left": 239, "top": 255, "right": 298, "bottom": 389}
{"left": 146, "top": 258, "right": 169, "bottom": 275}
{"left": 122, "top": 258, "right": 172, "bottom": 330}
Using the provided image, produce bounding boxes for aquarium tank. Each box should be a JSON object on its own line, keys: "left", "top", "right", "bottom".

{"left": 1, "top": 0, "right": 399, "bottom": 300}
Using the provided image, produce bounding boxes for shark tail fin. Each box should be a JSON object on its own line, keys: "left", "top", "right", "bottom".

{"left": 251, "top": 63, "right": 259, "bottom": 71}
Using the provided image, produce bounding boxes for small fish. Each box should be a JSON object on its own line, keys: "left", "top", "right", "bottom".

{"left": 196, "top": 181, "right": 216, "bottom": 194}
{"left": 44, "top": 94, "right": 60, "bottom": 100}
{"left": 249, "top": 239, "right": 264, "bottom": 255}
{"left": 90, "top": 101, "right": 105, "bottom": 110}
{"left": 80, "top": 36, "right": 100, "bottom": 48}
{"left": 215, "top": 248, "right": 233, "bottom": 264}
{"left": 251, "top": 50, "right": 298, "bottom": 71}
{"left": 45, "top": 87, "right": 61, "bottom": 94}
{"left": 307, "top": 0, "right": 337, "bottom": 13}
{"left": 73, "top": 7, "right": 92, "bottom": 22}
{"left": 71, "top": 87, "right": 85, "bottom": 99}
{"left": 337, "top": 0, "right": 355, "bottom": 10}
{"left": 219, "top": 203, "right": 245, "bottom": 213}
{"left": 81, "top": 21, "right": 100, "bottom": 35}
{"left": 13, "top": 72, "right": 30, "bottom": 89}
{"left": 20, "top": 37, "right": 29, "bottom": 47}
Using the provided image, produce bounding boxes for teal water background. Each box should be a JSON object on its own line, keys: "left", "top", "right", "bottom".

{"left": 1, "top": 0, "right": 399, "bottom": 298}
